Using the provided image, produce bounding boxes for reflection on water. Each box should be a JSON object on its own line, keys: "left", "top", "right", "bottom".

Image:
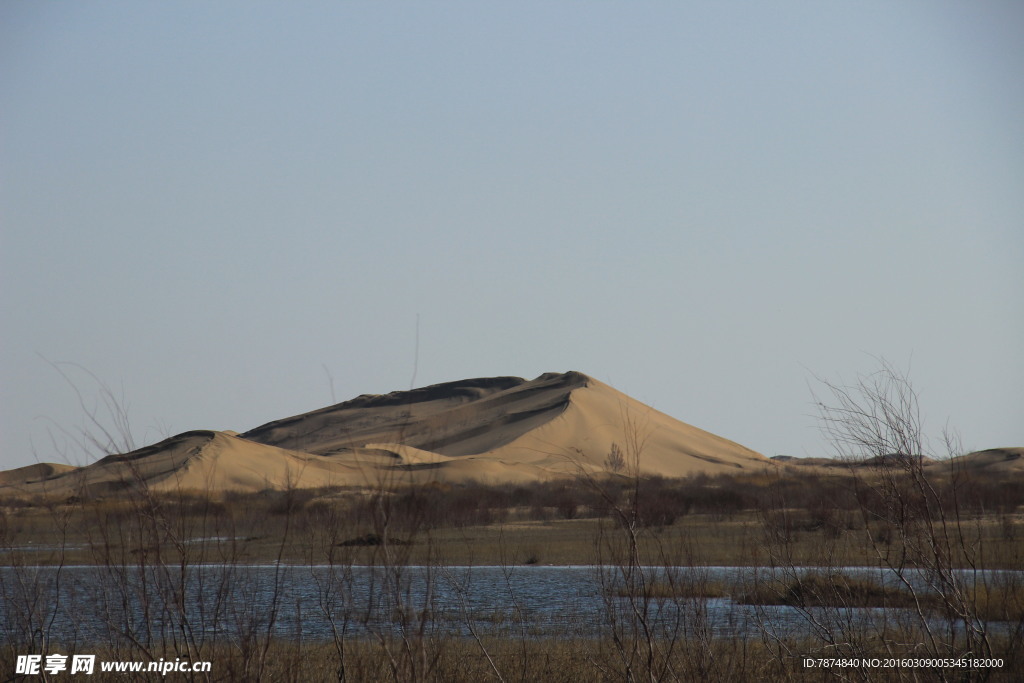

{"left": 1, "top": 564, "right": 1018, "bottom": 645}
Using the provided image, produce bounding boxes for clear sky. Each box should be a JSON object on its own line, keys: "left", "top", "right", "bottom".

{"left": 2, "top": 1, "right": 1022, "bottom": 470}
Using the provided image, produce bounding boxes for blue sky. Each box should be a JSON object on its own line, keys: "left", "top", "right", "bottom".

{"left": 2, "top": 1, "right": 1022, "bottom": 470}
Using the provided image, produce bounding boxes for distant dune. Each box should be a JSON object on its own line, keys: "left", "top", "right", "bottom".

{"left": 774, "top": 448, "right": 1024, "bottom": 475}
{"left": 941, "top": 447, "right": 1024, "bottom": 474}
{"left": 0, "top": 371, "right": 771, "bottom": 496}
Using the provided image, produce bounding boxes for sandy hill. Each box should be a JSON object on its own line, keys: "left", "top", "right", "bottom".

{"left": 2, "top": 371, "right": 771, "bottom": 496}
{"left": 773, "top": 448, "right": 1024, "bottom": 475}
{"left": 939, "top": 447, "right": 1024, "bottom": 474}
{"left": 0, "top": 431, "right": 352, "bottom": 497}
{"left": 241, "top": 371, "right": 769, "bottom": 478}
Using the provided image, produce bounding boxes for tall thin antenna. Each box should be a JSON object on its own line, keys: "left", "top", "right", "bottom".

{"left": 410, "top": 313, "right": 420, "bottom": 390}
{"left": 322, "top": 364, "right": 336, "bottom": 404}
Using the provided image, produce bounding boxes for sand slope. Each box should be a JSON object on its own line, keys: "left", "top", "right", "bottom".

{"left": 0, "top": 371, "right": 772, "bottom": 496}
{"left": 474, "top": 375, "right": 768, "bottom": 477}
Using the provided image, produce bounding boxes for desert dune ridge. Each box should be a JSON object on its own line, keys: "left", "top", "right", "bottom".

{"left": 1, "top": 371, "right": 772, "bottom": 496}
{"left": 2, "top": 372, "right": 1018, "bottom": 497}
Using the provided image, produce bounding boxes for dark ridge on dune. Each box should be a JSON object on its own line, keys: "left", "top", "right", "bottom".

{"left": 349, "top": 375, "right": 529, "bottom": 409}
{"left": 972, "top": 448, "right": 1022, "bottom": 461}
{"left": 241, "top": 372, "right": 589, "bottom": 456}
{"left": 91, "top": 430, "right": 218, "bottom": 466}
{"left": 240, "top": 376, "right": 529, "bottom": 442}
{"left": 536, "top": 370, "right": 588, "bottom": 385}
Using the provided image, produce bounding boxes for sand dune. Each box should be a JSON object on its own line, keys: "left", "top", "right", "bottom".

{"left": 0, "top": 462, "right": 77, "bottom": 486}
{"left": 2, "top": 372, "right": 772, "bottom": 496}
{"left": 939, "top": 448, "right": 1024, "bottom": 474}
{"left": 6, "top": 371, "right": 1012, "bottom": 498}
{"left": 0, "top": 431, "right": 372, "bottom": 496}
{"left": 470, "top": 375, "right": 767, "bottom": 477}
{"left": 239, "top": 370, "right": 771, "bottom": 480}
{"left": 773, "top": 448, "right": 1024, "bottom": 475}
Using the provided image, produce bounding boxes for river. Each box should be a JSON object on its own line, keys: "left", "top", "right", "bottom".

{"left": 2, "top": 564, "right": 1018, "bottom": 645}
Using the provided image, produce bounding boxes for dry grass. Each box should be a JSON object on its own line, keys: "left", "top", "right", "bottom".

{"left": 3, "top": 635, "right": 1021, "bottom": 682}
{"left": 737, "top": 571, "right": 930, "bottom": 609}
{"left": 2, "top": 497, "right": 1023, "bottom": 568}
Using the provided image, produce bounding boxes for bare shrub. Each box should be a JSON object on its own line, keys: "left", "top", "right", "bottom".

{"left": 801, "top": 358, "right": 1023, "bottom": 670}
{"left": 604, "top": 441, "right": 626, "bottom": 473}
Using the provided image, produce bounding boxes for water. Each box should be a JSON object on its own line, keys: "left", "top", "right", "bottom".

{"left": 1, "top": 564, "right": 1018, "bottom": 646}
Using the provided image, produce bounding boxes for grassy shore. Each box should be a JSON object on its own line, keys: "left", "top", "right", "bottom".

{"left": 3, "top": 504, "right": 1022, "bottom": 569}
